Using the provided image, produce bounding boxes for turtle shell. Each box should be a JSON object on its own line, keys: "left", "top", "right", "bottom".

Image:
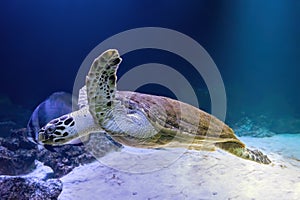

{"left": 112, "top": 91, "right": 245, "bottom": 151}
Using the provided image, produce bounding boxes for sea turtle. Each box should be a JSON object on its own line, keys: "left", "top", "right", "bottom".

{"left": 38, "top": 49, "right": 271, "bottom": 164}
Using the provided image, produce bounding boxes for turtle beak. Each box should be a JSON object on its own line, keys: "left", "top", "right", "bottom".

{"left": 38, "top": 133, "right": 55, "bottom": 145}
{"left": 38, "top": 128, "right": 49, "bottom": 144}
{"left": 38, "top": 131, "right": 47, "bottom": 144}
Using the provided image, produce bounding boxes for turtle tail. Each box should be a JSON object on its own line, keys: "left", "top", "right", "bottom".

{"left": 216, "top": 142, "right": 271, "bottom": 164}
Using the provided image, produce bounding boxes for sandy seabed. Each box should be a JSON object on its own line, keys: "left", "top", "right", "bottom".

{"left": 59, "top": 135, "right": 300, "bottom": 200}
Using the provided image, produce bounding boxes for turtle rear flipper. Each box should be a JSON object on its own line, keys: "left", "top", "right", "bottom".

{"left": 216, "top": 142, "right": 271, "bottom": 164}
{"left": 243, "top": 148, "right": 271, "bottom": 164}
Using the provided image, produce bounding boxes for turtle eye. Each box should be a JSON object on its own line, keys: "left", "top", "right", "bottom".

{"left": 46, "top": 124, "right": 56, "bottom": 134}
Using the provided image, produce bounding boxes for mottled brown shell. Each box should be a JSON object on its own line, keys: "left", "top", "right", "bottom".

{"left": 114, "top": 91, "right": 245, "bottom": 151}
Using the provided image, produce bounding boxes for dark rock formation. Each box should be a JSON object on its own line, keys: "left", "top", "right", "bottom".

{"left": 37, "top": 144, "right": 96, "bottom": 178}
{"left": 0, "top": 129, "right": 37, "bottom": 175}
{"left": 36, "top": 133, "right": 122, "bottom": 178}
{"left": 0, "top": 147, "right": 36, "bottom": 176}
{"left": 0, "top": 128, "right": 91, "bottom": 177}
{"left": 0, "top": 176, "right": 62, "bottom": 200}
{"left": 0, "top": 128, "right": 120, "bottom": 178}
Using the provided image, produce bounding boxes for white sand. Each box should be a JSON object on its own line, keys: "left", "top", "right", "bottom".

{"left": 59, "top": 136, "right": 300, "bottom": 200}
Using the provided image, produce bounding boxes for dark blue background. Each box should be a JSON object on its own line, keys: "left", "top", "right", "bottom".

{"left": 0, "top": 0, "right": 299, "bottom": 122}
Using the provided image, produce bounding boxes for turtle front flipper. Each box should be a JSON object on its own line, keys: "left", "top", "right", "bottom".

{"left": 216, "top": 142, "right": 271, "bottom": 164}
{"left": 86, "top": 49, "right": 122, "bottom": 125}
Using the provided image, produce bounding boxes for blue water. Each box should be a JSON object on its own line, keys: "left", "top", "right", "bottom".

{"left": 0, "top": 1, "right": 299, "bottom": 120}
{"left": 242, "top": 134, "right": 300, "bottom": 160}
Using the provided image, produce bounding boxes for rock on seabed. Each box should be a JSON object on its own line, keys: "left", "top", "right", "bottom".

{"left": 0, "top": 176, "right": 62, "bottom": 200}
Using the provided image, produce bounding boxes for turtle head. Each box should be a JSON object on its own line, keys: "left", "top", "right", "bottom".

{"left": 38, "top": 114, "right": 77, "bottom": 146}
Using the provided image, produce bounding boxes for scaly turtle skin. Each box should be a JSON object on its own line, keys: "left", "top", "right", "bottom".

{"left": 38, "top": 49, "right": 271, "bottom": 164}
